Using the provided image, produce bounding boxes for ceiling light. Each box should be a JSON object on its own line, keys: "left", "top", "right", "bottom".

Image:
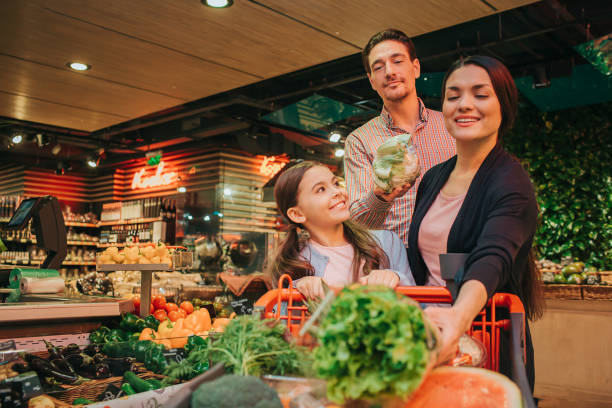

{"left": 203, "top": 0, "right": 233, "bottom": 8}
{"left": 177, "top": 186, "right": 187, "bottom": 193}
{"left": 11, "top": 134, "right": 23, "bottom": 144}
{"left": 203, "top": 215, "right": 211, "bottom": 221}
{"left": 223, "top": 188, "right": 232, "bottom": 196}
{"left": 87, "top": 158, "right": 97, "bottom": 168}
{"left": 334, "top": 148, "right": 345, "bottom": 158}
{"left": 67, "top": 62, "right": 91, "bottom": 71}
{"left": 329, "top": 131, "right": 342, "bottom": 143}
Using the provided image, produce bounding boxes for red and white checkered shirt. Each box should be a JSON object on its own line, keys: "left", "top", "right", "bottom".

{"left": 344, "top": 99, "right": 456, "bottom": 247}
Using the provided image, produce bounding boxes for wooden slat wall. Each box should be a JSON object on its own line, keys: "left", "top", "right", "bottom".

{"left": 218, "top": 153, "right": 287, "bottom": 234}
{"left": 0, "top": 164, "right": 25, "bottom": 196}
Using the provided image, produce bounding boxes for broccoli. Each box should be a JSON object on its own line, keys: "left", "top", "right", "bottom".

{"left": 191, "top": 375, "right": 282, "bottom": 408}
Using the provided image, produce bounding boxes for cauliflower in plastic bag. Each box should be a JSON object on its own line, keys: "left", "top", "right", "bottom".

{"left": 372, "top": 133, "right": 420, "bottom": 193}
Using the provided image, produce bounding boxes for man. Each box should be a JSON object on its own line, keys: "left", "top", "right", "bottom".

{"left": 344, "top": 28, "right": 456, "bottom": 247}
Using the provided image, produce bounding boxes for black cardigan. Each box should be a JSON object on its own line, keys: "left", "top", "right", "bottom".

{"left": 407, "top": 143, "right": 539, "bottom": 389}
{"left": 408, "top": 143, "right": 538, "bottom": 303}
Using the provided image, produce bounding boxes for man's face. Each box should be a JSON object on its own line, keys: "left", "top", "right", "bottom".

{"left": 367, "top": 40, "right": 420, "bottom": 104}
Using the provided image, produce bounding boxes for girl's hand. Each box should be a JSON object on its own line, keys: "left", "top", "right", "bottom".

{"left": 295, "top": 276, "right": 325, "bottom": 300}
{"left": 360, "top": 269, "right": 400, "bottom": 288}
{"left": 423, "top": 306, "right": 471, "bottom": 365}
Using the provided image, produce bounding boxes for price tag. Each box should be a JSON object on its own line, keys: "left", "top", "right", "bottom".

{"left": 98, "top": 383, "right": 124, "bottom": 401}
{"left": 0, "top": 340, "right": 17, "bottom": 364}
{"left": 163, "top": 348, "right": 186, "bottom": 364}
{"left": 230, "top": 298, "right": 253, "bottom": 315}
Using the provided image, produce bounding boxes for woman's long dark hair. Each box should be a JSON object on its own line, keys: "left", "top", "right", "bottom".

{"left": 442, "top": 56, "right": 543, "bottom": 321}
{"left": 266, "top": 161, "right": 389, "bottom": 286}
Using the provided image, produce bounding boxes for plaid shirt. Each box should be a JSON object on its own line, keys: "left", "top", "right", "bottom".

{"left": 344, "top": 99, "right": 456, "bottom": 247}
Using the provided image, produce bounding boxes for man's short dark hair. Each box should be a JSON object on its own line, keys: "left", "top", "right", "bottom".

{"left": 362, "top": 29, "right": 417, "bottom": 74}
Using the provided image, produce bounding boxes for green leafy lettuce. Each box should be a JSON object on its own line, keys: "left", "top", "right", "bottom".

{"left": 313, "top": 285, "right": 436, "bottom": 404}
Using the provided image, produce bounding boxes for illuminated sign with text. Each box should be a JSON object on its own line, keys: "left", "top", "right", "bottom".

{"left": 259, "top": 156, "right": 285, "bottom": 178}
{"left": 131, "top": 161, "right": 177, "bottom": 190}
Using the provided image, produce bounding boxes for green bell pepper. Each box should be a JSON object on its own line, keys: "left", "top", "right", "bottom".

{"left": 193, "top": 360, "right": 209, "bottom": 375}
{"left": 135, "top": 340, "right": 153, "bottom": 362}
{"left": 104, "top": 329, "right": 127, "bottom": 343}
{"left": 102, "top": 341, "right": 124, "bottom": 358}
{"left": 89, "top": 330, "right": 104, "bottom": 344}
{"left": 120, "top": 313, "right": 141, "bottom": 332}
{"left": 144, "top": 315, "right": 159, "bottom": 330}
{"left": 184, "top": 335, "right": 207, "bottom": 354}
{"left": 144, "top": 343, "right": 168, "bottom": 373}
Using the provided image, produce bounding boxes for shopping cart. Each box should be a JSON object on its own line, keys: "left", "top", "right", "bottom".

{"left": 255, "top": 274, "right": 537, "bottom": 408}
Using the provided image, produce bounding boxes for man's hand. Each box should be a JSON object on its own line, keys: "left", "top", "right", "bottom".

{"left": 295, "top": 276, "right": 325, "bottom": 300}
{"left": 373, "top": 182, "right": 413, "bottom": 202}
{"left": 360, "top": 269, "right": 400, "bottom": 288}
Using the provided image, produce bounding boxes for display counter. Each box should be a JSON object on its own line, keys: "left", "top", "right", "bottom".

{"left": 532, "top": 298, "right": 612, "bottom": 407}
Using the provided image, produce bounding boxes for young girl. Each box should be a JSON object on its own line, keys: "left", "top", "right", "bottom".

{"left": 268, "top": 161, "right": 414, "bottom": 299}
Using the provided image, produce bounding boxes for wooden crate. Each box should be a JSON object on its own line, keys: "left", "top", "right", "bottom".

{"left": 543, "top": 284, "right": 583, "bottom": 300}
{"left": 582, "top": 285, "right": 612, "bottom": 301}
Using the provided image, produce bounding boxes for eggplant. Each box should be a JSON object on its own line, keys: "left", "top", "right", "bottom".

{"left": 107, "top": 357, "right": 135, "bottom": 376}
{"left": 50, "top": 358, "right": 77, "bottom": 378}
{"left": 43, "top": 340, "right": 63, "bottom": 359}
{"left": 65, "top": 353, "right": 95, "bottom": 377}
{"left": 84, "top": 344, "right": 103, "bottom": 357}
{"left": 25, "top": 354, "right": 79, "bottom": 384}
{"left": 94, "top": 363, "right": 111, "bottom": 379}
{"left": 93, "top": 353, "right": 106, "bottom": 365}
{"left": 62, "top": 343, "right": 81, "bottom": 356}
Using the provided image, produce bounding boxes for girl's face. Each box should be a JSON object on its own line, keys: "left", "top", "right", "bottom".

{"left": 287, "top": 166, "right": 350, "bottom": 229}
{"left": 443, "top": 64, "right": 502, "bottom": 144}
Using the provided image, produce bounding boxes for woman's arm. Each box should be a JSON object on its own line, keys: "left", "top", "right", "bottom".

{"left": 424, "top": 279, "right": 488, "bottom": 364}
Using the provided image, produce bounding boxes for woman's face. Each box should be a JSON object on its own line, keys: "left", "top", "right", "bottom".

{"left": 287, "top": 166, "right": 350, "bottom": 229}
{"left": 443, "top": 64, "right": 502, "bottom": 143}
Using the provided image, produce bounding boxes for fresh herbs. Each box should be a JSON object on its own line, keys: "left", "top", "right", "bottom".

{"left": 313, "top": 285, "right": 437, "bottom": 404}
{"left": 188, "top": 315, "right": 307, "bottom": 377}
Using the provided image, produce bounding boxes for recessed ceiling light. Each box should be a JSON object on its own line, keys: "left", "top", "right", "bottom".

{"left": 12, "top": 134, "right": 23, "bottom": 144}
{"left": 67, "top": 62, "right": 91, "bottom": 71}
{"left": 203, "top": 0, "right": 233, "bottom": 8}
{"left": 87, "top": 158, "right": 98, "bottom": 168}
{"left": 329, "top": 131, "right": 342, "bottom": 143}
{"left": 334, "top": 148, "right": 345, "bottom": 158}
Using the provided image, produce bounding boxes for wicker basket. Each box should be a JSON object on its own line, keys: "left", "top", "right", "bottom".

{"left": 582, "top": 285, "right": 612, "bottom": 300}
{"left": 181, "top": 285, "right": 224, "bottom": 301}
{"left": 47, "top": 368, "right": 165, "bottom": 405}
{"left": 598, "top": 271, "right": 612, "bottom": 285}
{"left": 542, "top": 284, "right": 583, "bottom": 300}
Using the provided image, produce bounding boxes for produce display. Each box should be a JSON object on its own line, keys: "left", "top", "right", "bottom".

{"left": 372, "top": 133, "right": 420, "bottom": 193}
{"left": 538, "top": 257, "right": 602, "bottom": 285}
{"left": 313, "top": 285, "right": 439, "bottom": 404}
{"left": 96, "top": 242, "right": 173, "bottom": 267}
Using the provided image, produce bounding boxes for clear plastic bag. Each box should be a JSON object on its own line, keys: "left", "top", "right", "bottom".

{"left": 372, "top": 133, "right": 420, "bottom": 193}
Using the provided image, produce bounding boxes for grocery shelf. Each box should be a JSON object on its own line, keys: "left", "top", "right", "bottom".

{"left": 62, "top": 261, "right": 96, "bottom": 266}
{"left": 65, "top": 221, "right": 99, "bottom": 228}
{"left": 0, "top": 261, "right": 95, "bottom": 266}
{"left": 98, "top": 217, "right": 161, "bottom": 226}
{"left": 1, "top": 239, "right": 98, "bottom": 246}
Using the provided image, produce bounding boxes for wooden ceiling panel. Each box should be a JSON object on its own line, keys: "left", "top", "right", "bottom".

{"left": 0, "top": 91, "right": 123, "bottom": 131}
{"left": 0, "top": 2, "right": 259, "bottom": 110}
{"left": 29, "top": 0, "right": 360, "bottom": 79}
{"left": 257, "top": 0, "right": 538, "bottom": 49}
{"left": 0, "top": 55, "right": 183, "bottom": 120}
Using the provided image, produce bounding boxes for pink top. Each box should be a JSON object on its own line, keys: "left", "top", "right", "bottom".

{"left": 418, "top": 190, "right": 466, "bottom": 286}
{"left": 309, "top": 240, "right": 364, "bottom": 286}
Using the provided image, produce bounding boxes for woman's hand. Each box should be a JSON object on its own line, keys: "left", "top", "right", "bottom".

{"left": 423, "top": 306, "right": 470, "bottom": 365}
{"left": 295, "top": 276, "right": 325, "bottom": 300}
{"left": 360, "top": 269, "right": 400, "bottom": 288}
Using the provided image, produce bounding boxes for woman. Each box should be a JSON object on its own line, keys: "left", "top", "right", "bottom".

{"left": 268, "top": 161, "right": 414, "bottom": 299}
{"left": 407, "top": 56, "right": 543, "bottom": 389}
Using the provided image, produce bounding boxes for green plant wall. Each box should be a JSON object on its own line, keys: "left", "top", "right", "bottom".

{"left": 505, "top": 101, "right": 612, "bottom": 268}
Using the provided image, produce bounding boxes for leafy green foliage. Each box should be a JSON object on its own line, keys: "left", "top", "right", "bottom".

{"left": 505, "top": 101, "right": 612, "bottom": 268}
{"left": 189, "top": 315, "right": 308, "bottom": 377}
{"left": 313, "top": 285, "right": 436, "bottom": 404}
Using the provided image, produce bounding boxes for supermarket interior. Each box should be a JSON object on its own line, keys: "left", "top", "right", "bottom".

{"left": 0, "top": 1, "right": 611, "bottom": 407}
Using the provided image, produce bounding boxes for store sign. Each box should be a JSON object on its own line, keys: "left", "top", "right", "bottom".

{"left": 131, "top": 161, "right": 177, "bottom": 190}
{"left": 259, "top": 156, "right": 284, "bottom": 178}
